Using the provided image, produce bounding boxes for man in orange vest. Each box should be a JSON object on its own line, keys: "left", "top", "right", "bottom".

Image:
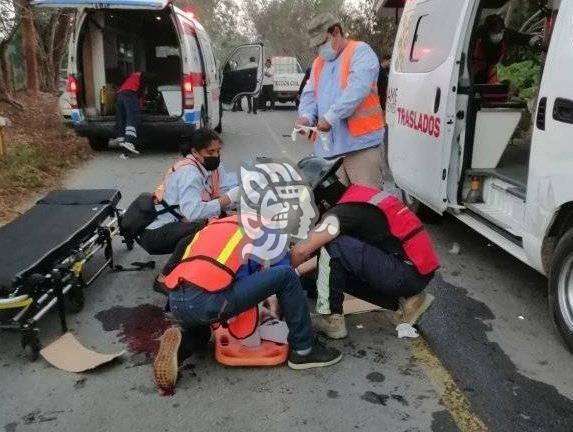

{"left": 290, "top": 157, "right": 438, "bottom": 339}
{"left": 296, "top": 13, "right": 385, "bottom": 188}
{"left": 153, "top": 215, "right": 343, "bottom": 392}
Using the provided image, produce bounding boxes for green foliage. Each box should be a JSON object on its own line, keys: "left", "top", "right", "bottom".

{"left": 497, "top": 60, "right": 540, "bottom": 107}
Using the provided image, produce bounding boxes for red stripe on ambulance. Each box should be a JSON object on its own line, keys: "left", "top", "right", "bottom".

{"left": 396, "top": 107, "right": 441, "bottom": 138}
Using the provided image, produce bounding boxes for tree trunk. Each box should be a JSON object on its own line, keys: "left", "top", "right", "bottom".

{"left": 21, "top": 0, "right": 40, "bottom": 96}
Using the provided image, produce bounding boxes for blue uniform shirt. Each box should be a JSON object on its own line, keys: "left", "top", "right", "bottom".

{"left": 298, "top": 41, "right": 384, "bottom": 159}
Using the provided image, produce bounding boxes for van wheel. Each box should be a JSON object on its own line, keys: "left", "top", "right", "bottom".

{"left": 400, "top": 189, "right": 441, "bottom": 223}
{"left": 88, "top": 137, "right": 109, "bottom": 151}
{"left": 548, "top": 228, "right": 573, "bottom": 352}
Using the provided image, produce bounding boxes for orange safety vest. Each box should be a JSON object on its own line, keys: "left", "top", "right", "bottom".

{"left": 154, "top": 156, "right": 221, "bottom": 204}
{"left": 312, "top": 40, "right": 385, "bottom": 138}
{"left": 163, "top": 216, "right": 258, "bottom": 339}
{"left": 471, "top": 38, "right": 508, "bottom": 84}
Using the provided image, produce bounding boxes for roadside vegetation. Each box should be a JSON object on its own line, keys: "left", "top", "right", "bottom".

{"left": 0, "top": 93, "right": 90, "bottom": 223}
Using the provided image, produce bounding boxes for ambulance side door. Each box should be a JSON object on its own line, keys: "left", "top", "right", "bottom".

{"left": 387, "top": 0, "right": 473, "bottom": 214}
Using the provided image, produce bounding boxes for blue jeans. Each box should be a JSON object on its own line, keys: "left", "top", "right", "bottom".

{"left": 116, "top": 90, "right": 140, "bottom": 145}
{"left": 319, "top": 235, "right": 433, "bottom": 314}
{"left": 169, "top": 266, "right": 313, "bottom": 351}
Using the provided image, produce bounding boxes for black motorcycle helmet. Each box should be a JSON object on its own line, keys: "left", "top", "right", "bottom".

{"left": 297, "top": 155, "right": 346, "bottom": 213}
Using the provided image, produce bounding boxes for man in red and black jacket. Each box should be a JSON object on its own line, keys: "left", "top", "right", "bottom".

{"left": 114, "top": 71, "right": 154, "bottom": 155}
{"left": 291, "top": 156, "right": 439, "bottom": 340}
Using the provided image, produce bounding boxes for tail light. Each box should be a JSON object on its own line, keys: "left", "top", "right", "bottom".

{"left": 182, "top": 74, "right": 194, "bottom": 109}
{"left": 66, "top": 75, "right": 79, "bottom": 109}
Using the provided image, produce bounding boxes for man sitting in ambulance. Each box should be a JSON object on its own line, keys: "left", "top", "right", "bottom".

{"left": 472, "top": 14, "right": 542, "bottom": 85}
{"left": 290, "top": 157, "right": 440, "bottom": 339}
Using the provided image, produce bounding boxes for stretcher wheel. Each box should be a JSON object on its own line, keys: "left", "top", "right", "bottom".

{"left": 21, "top": 333, "right": 40, "bottom": 362}
{"left": 66, "top": 286, "right": 85, "bottom": 314}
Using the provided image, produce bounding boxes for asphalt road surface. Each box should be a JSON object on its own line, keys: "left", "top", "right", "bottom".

{"left": 1, "top": 106, "right": 573, "bottom": 432}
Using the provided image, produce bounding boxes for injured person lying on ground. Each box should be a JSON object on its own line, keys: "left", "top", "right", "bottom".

{"left": 290, "top": 156, "right": 440, "bottom": 339}
{"left": 153, "top": 214, "right": 343, "bottom": 393}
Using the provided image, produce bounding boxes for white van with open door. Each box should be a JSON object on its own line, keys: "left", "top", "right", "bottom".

{"left": 385, "top": 0, "right": 573, "bottom": 350}
{"left": 33, "top": 0, "right": 263, "bottom": 150}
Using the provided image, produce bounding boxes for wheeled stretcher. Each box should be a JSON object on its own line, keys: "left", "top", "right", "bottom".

{"left": 0, "top": 189, "right": 128, "bottom": 361}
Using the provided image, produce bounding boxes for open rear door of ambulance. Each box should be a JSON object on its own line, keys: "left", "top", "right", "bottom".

{"left": 32, "top": 0, "right": 169, "bottom": 8}
{"left": 387, "top": 0, "right": 474, "bottom": 214}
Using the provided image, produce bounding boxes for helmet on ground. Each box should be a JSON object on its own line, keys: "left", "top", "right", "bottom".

{"left": 297, "top": 155, "right": 343, "bottom": 190}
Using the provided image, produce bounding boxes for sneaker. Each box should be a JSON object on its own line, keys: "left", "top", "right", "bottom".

{"left": 396, "top": 293, "right": 435, "bottom": 325}
{"left": 109, "top": 137, "right": 124, "bottom": 147}
{"left": 153, "top": 327, "right": 182, "bottom": 394}
{"left": 288, "top": 339, "right": 342, "bottom": 370}
{"left": 153, "top": 277, "right": 169, "bottom": 296}
{"left": 119, "top": 141, "right": 140, "bottom": 155}
{"left": 311, "top": 313, "right": 348, "bottom": 339}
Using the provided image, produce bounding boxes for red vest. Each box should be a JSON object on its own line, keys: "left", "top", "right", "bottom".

{"left": 471, "top": 38, "right": 508, "bottom": 84}
{"left": 119, "top": 72, "right": 142, "bottom": 93}
{"left": 164, "top": 216, "right": 258, "bottom": 339}
{"left": 337, "top": 185, "right": 440, "bottom": 275}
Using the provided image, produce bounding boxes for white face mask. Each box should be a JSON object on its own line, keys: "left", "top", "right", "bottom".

{"left": 489, "top": 32, "right": 504, "bottom": 44}
{"left": 318, "top": 39, "right": 338, "bottom": 62}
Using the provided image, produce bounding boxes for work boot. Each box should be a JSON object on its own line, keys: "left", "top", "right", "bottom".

{"left": 311, "top": 313, "right": 348, "bottom": 339}
{"left": 396, "top": 293, "right": 435, "bottom": 325}
{"left": 153, "top": 326, "right": 182, "bottom": 394}
{"left": 288, "top": 339, "right": 342, "bottom": 370}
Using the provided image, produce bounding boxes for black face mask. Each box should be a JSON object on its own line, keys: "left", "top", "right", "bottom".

{"left": 202, "top": 156, "right": 220, "bottom": 171}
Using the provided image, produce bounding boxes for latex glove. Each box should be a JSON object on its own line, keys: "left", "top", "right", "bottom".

{"left": 226, "top": 186, "right": 241, "bottom": 204}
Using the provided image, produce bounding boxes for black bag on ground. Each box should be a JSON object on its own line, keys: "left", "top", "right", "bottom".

{"left": 120, "top": 193, "right": 182, "bottom": 242}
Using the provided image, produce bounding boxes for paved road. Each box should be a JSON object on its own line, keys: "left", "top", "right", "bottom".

{"left": 1, "top": 107, "right": 573, "bottom": 432}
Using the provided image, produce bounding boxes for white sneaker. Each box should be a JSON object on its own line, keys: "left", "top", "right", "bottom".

{"left": 311, "top": 313, "right": 348, "bottom": 339}
{"left": 119, "top": 141, "right": 140, "bottom": 155}
{"left": 109, "top": 137, "right": 124, "bottom": 147}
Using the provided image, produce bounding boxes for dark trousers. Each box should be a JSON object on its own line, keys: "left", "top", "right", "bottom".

{"left": 247, "top": 96, "right": 257, "bottom": 114}
{"left": 260, "top": 85, "right": 275, "bottom": 110}
{"left": 116, "top": 91, "right": 141, "bottom": 147}
{"left": 138, "top": 221, "right": 204, "bottom": 262}
{"left": 317, "top": 235, "right": 432, "bottom": 314}
{"left": 169, "top": 266, "right": 313, "bottom": 351}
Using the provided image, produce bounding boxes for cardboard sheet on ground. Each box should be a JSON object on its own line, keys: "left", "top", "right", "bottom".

{"left": 343, "top": 295, "right": 382, "bottom": 315}
{"left": 40, "top": 332, "right": 124, "bottom": 373}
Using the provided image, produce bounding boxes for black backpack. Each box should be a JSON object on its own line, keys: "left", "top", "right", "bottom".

{"left": 119, "top": 193, "right": 182, "bottom": 243}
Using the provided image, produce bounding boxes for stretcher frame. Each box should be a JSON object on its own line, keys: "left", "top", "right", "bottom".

{"left": 0, "top": 197, "right": 131, "bottom": 361}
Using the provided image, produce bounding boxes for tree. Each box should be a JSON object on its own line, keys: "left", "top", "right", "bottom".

{"left": 21, "top": 0, "right": 39, "bottom": 96}
{"left": 175, "top": 0, "right": 251, "bottom": 62}
{"left": 34, "top": 8, "right": 74, "bottom": 92}
{"left": 242, "top": 0, "right": 396, "bottom": 68}
{"left": 0, "top": 0, "right": 24, "bottom": 108}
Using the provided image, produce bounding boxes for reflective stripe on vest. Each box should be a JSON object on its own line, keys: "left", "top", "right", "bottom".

{"left": 312, "top": 41, "right": 385, "bottom": 138}
{"left": 154, "top": 156, "right": 221, "bottom": 204}
{"left": 337, "top": 185, "right": 440, "bottom": 275}
{"left": 164, "top": 215, "right": 258, "bottom": 339}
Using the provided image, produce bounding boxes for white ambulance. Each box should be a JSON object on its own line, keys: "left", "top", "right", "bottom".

{"left": 384, "top": 0, "right": 573, "bottom": 349}
{"left": 33, "top": 0, "right": 263, "bottom": 150}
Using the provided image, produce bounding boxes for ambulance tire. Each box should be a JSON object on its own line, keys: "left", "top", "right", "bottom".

{"left": 88, "top": 137, "right": 109, "bottom": 151}
{"left": 399, "top": 189, "right": 441, "bottom": 224}
{"left": 548, "top": 228, "right": 573, "bottom": 352}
